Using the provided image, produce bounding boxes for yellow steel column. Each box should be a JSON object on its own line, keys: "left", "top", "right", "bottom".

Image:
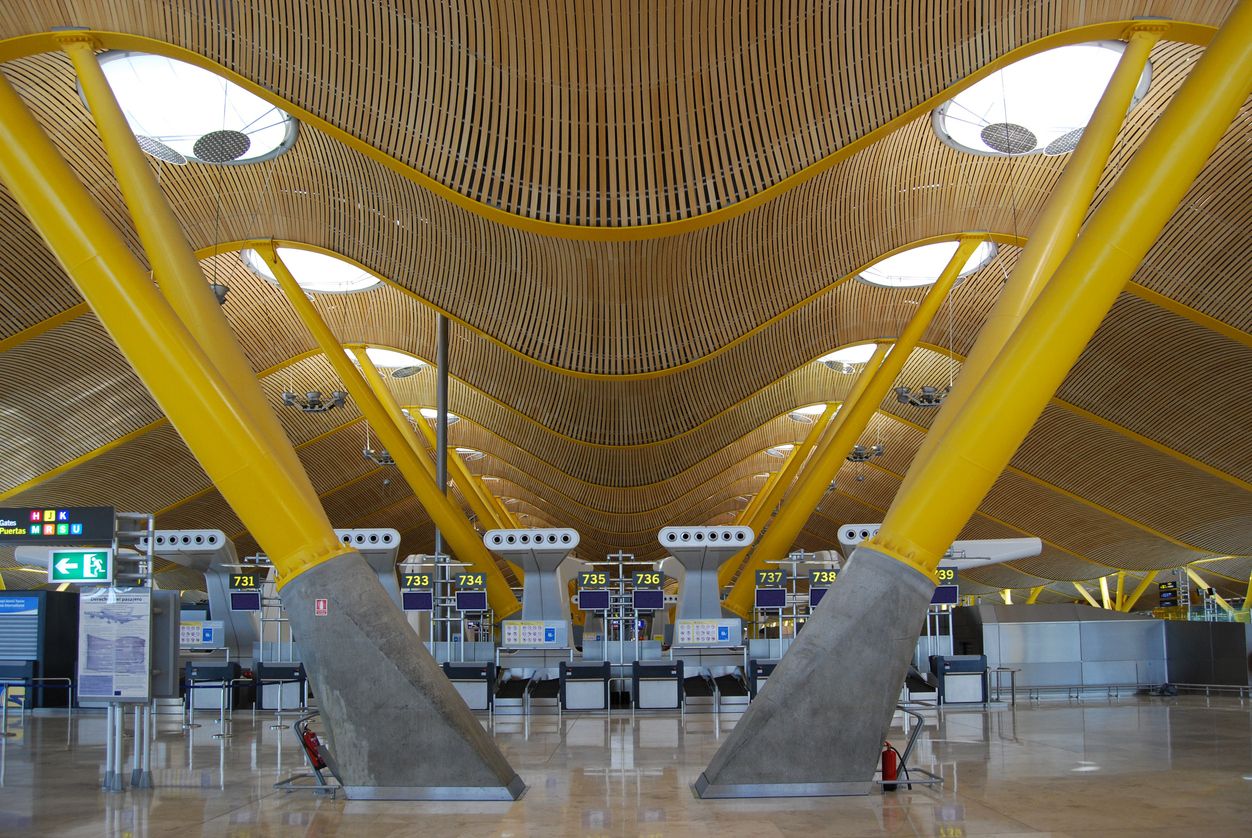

{"left": 62, "top": 38, "right": 318, "bottom": 507}
{"left": 1000, "top": 589, "right": 1013, "bottom": 605}
{"left": 1244, "top": 572, "right": 1252, "bottom": 614}
{"left": 1099, "top": 576, "right": 1112, "bottom": 610}
{"left": 719, "top": 403, "right": 837, "bottom": 590}
{"left": 722, "top": 240, "right": 979, "bottom": 615}
{"left": 1115, "top": 571, "right": 1126, "bottom": 610}
{"left": 865, "top": 4, "right": 1252, "bottom": 578}
{"left": 264, "top": 248, "right": 520, "bottom": 617}
{"left": 1026, "top": 586, "right": 1044, "bottom": 605}
{"left": 1121, "top": 571, "right": 1158, "bottom": 611}
{"left": 0, "top": 75, "right": 350, "bottom": 584}
{"left": 1073, "top": 583, "right": 1101, "bottom": 608}
{"left": 895, "top": 28, "right": 1162, "bottom": 498}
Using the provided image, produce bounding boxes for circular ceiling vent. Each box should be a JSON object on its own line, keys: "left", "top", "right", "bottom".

{"left": 980, "top": 122, "right": 1037, "bottom": 155}
{"left": 193, "top": 129, "right": 251, "bottom": 163}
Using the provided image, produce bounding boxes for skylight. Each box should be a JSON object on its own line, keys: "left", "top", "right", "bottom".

{"left": 456, "top": 447, "right": 486, "bottom": 461}
{"left": 818, "top": 344, "right": 878, "bottom": 366}
{"left": 858, "top": 241, "right": 996, "bottom": 288}
{"left": 418, "top": 407, "right": 460, "bottom": 424}
{"left": 765, "top": 443, "right": 796, "bottom": 459}
{"left": 788, "top": 403, "right": 828, "bottom": 423}
{"left": 92, "top": 51, "right": 298, "bottom": 164}
{"left": 933, "top": 41, "right": 1152, "bottom": 157}
{"left": 241, "top": 247, "right": 381, "bottom": 294}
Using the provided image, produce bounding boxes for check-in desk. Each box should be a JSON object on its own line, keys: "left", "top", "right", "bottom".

{"left": 254, "top": 662, "right": 306, "bottom": 711}
{"left": 748, "top": 659, "right": 776, "bottom": 699}
{"left": 930, "top": 654, "right": 988, "bottom": 704}
{"left": 443, "top": 661, "right": 497, "bottom": 711}
{"left": 632, "top": 660, "right": 684, "bottom": 710}
{"left": 560, "top": 661, "right": 611, "bottom": 711}
{"left": 184, "top": 661, "right": 244, "bottom": 712}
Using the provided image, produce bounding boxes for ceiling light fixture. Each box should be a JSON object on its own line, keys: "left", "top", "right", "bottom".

{"left": 846, "top": 444, "right": 884, "bottom": 464}
{"left": 90, "top": 51, "right": 298, "bottom": 164}
{"left": 932, "top": 41, "right": 1152, "bottom": 157}
{"left": 242, "top": 247, "right": 382, "bottom": 294}
{"left": 209, "top": 281, "right": 230, "bottom": 305}
{"left": 281, "top": 389, "right": 347, "bottom": 413}
{"left": 893, "top": 384, "right": 951, "bottom": 408}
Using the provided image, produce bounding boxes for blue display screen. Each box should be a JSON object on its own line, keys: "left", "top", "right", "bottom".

{"left": 455, "top": 590, "right": 488, "bottom": 612}
{"left": 754, "top": 588, "right": 786, "bottom": 609}
{"left": 930, "top": 584, "right": 960, "bottom": 605}
{"left": 577, "top": 589, "right": 610, "bottom": 611}
{"left": 229, "top": 591, "right": 261, "bottom": 612}
{"left": 402, "top": 590, "right": 434, "bottom": 612}
{"left": 632, "top": 589, "right": 664, "bottom": 611}
{"left": 810, "top": 586, "right": 828, "bottom": 607}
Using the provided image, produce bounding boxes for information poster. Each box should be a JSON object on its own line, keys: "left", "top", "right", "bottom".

{"left": 674, "top": 618, "right": 741, "bottom": 646}
{"left": 77, "top": 588, "right": 152, "bottom": 703}
{"left": 501, "top": 620, "right": 565, "bottom": 648}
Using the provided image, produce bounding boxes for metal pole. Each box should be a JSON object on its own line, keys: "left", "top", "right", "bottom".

{"left": 435, "top": 315, "right": 450, "bottom": 558}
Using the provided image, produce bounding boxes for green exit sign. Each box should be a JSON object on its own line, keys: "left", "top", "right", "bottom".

{"left": 48, "top": 548, "right": 113, "bottom": 584}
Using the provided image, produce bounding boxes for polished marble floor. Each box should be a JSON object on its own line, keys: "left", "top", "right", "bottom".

{"left": 1, "top": 696, "right": 1250, "bottom": 836}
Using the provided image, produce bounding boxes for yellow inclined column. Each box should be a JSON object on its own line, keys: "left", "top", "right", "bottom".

{"left": 721, "top": 239, "right": 979, "bottom": 615}
{"left": 1121, "top": 571, "right": 1158, "bottom": 612}
{"left": 0, "top": 75, "right": 350, "bottom": 584}
{"left": 62, "top": 38, "right": 319, "bottom": 510}
{"left": 719, "top": 403, "right": 837, "bottom": 591}
{"left": 265, "top": 248, "right": 520, "bottom": 617}
{"left": 893, "top": 28, "right": 1161, "bottom": 496}
{"left": 867, "top": 2, "right": 1252, "bottom": 577}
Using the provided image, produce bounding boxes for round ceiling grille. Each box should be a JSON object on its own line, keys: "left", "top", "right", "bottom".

{"left": 1044, "top": 127, "right": 1085, "bottom": 155}
{"left": 135, "top": 135, "right": 187, "bottom": 165}
{"left": 193, "top": 129, "right": 251, "bottom": 163}
{"left": 391, "top": 365, "right": 423, "bottom": 379}
{"left": 980, "top": 122, "right": 1037, "bottom": 154}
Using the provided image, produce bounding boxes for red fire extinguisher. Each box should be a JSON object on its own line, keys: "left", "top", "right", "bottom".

{"left": 881, "top": 742, "right": 898, "bottom": 791}
{"left": 302, "top": 728, "right": 328, "bottom": 770}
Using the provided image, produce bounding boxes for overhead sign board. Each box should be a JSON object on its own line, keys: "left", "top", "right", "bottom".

{"left": 229, "top": 572, "right": 261, "bottom": 590}
{"left": 755, "top": 568, "right": 787, "bottom": 587}
{"left": 0, "top": 506, "right": 115, "bottom": 546}
{"left": 401, "top": 571, "right": 432, "bottom": 589}
{"left": 632, "top": 570, "right": 663, "bottom": 588}
{"left": 577, "top": 570, "right": 609, "bottom": 588}
{"left": 48, "top": 548, "right": 114, "bottom": 584}
{"left": 809, "top": 568, "right": 839, "bottom": 587}
{"left": 455, "top": 572, "right": 486, "bottom": 590}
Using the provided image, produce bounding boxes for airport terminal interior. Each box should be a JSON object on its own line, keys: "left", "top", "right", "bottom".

{"left": 0, "top": 1, "right": 1250, "bottom": 835}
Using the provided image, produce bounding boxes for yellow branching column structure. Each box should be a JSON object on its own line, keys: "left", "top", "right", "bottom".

{"left": 0, "top": 49, "right": 522, "bottom": 799}
{"left": 697, "top": 6, "right": 1252, "bottom": 798}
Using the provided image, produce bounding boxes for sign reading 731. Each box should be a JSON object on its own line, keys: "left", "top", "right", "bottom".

{"left": 48, "top": 547, "right": 113, "bottom": 584}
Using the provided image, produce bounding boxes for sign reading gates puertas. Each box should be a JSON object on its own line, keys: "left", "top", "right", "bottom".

{"left": 0, "top": 506, "right": 115, "bottom": 546}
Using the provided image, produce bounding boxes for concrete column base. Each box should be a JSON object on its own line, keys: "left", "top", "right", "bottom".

{"left": 281, "top": 553, "right": 524, "bottom": 800}
{"left": 693, "top": 546, "right": 933, "bottom": 798}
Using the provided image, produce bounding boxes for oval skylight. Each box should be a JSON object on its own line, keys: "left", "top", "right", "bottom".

{"left": 788, "top": 403, "right": 828, "bottom": 423}
{"left": 818, "top": 344, "right": 879, "bottom": 367}
{"left": 241, "top": 247, "right": 381, "bottom": 294}
{"left": 456, "top": 447, "right": 486, "bottom": 462}
{"left": 765, "top": 443, "right": 796, "bottom": 459}
{"left": 933, "top": 41, "right": 1151, "bottom": 157}
{"left": 418, "top": 407, "right": 460, "bottom": 424}
{"left": 92, "top": 52, "right": 298, "bottom": 164}
{"left": 858, "top": 241, "right": 996, "bottom": 288}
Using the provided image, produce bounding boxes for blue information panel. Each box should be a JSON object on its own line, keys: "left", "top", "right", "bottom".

{"left": 754, "top": 587, "right": 787, "bottom": 609}
{"left": 577, "top": 589, "right": 610, "bottom": 611}
{"left": 455, "top": 590, "right": 488, "bottom": 612}
{"left": 632, "top": 589, "right": 664, "bottom": 611}
{"left": 402, "top": 590, "right": 434, "bottom": 612}
{"left": 930, "top": 584, "right": 960, "bottom": 605}
{"left": 810, "top": 586, "right": 829, "bottom": 607}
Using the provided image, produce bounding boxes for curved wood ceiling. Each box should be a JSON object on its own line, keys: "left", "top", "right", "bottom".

{"left": 0, "top": 2, "right": 1249, "bottom": 599}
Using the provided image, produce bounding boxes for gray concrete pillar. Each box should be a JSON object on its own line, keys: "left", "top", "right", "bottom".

{"left": 281, "top": 552, "right": 524, "bottom": 800}
{"left": 693, "top": 546, "right": 932, "bottom": 797}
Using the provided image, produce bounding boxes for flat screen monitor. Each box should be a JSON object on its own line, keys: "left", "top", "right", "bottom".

{"left": 754, "top": 587, "right": 787, "bottom": 609}
{"left": 577, "top": 589, "right": 610, "bottom": 611}
{"left": 229, "top": 591, "right": 261, "bottom": 612}
{"left": 809, "top": 586, "right": 828, "bottom": 608}
{"left": 455, "top": 590, "right": 488, "bottom": 612}
{"left": 930, "top": 584, "right": 960, "bottom": 606}
{"left": 402, "top": 590, "right": 434, "bottom": 612}
{"left": 632, "top": 589, "right": 664, "bottom": 611}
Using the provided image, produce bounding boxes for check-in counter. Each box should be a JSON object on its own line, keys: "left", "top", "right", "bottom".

{"left": 560, "top": 661, "right": 611, "bottom": 711}
{"left": 443, "top": 661, "right": 497, "bottom": 711}
{"left": 632, "top": 660, "right": 684, "bottom": 710}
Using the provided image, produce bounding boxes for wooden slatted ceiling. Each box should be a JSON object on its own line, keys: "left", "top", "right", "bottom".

{"left": 0, "top": 2, "right": 1236, "bottom": 229}
{"left": 7, "top": 41, "right": 1248, "bottom": 380}
{"left": 0, "top": 14, "right": 1249, "bottom": 586}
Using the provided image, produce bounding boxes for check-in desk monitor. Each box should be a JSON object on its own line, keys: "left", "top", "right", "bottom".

{"left": 229, "top": 591, "right": 261, "bottom": 612}
{"left": 403, "top": 590, "right": 434, "bottom": 611}
{"left": 632, "top": 589, "right": 664, "bottom": 611}
{"left": 754, "top": 588, "right": 786, "bottom": 609}
{"left": 931, "top": 584, "right": 959, "bottom": 605}
{"left": 810, "top": 586, "right": 829, "bottom": 607}
{"left": 577, "top": 589, "right": 610, "bottom": 611}
{"left": 456, "top": 590, "right": 488, "bottom": 612}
